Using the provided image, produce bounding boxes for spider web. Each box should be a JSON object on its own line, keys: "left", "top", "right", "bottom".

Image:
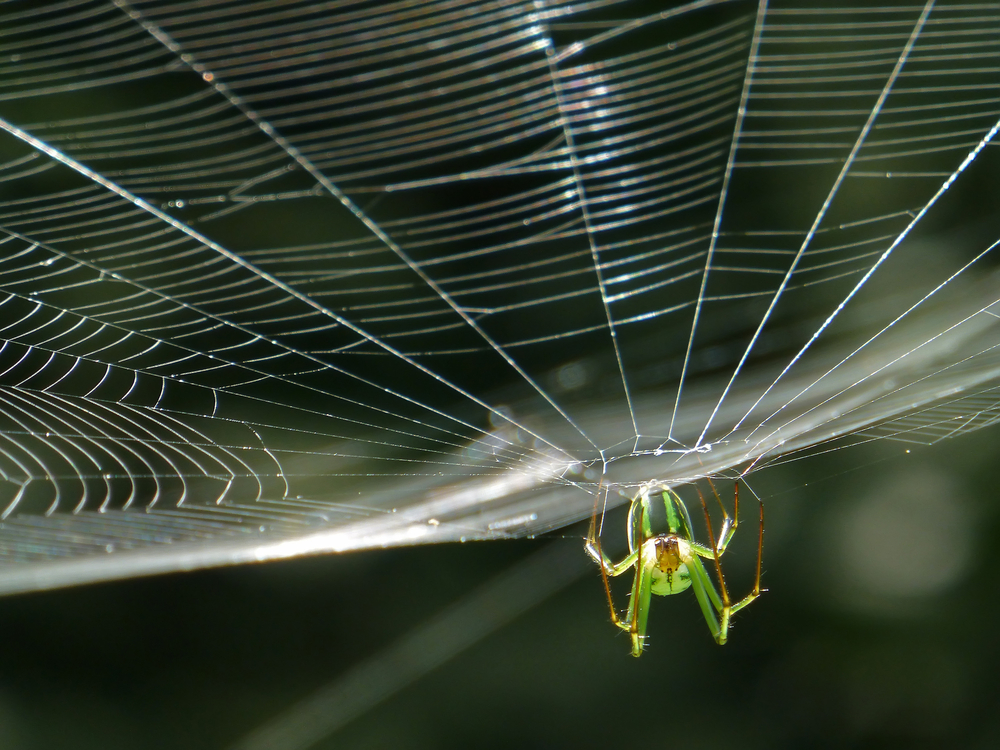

{"left": 0, "top": 0, "right": 999, "bottom": 593}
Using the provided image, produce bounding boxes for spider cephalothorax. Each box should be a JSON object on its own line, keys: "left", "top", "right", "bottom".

{"left": 645, "top": 535, "right": 692, "bottom": 595}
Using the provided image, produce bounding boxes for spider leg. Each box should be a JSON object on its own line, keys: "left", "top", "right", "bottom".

{"left": 585, "top": 477, "right": 617, "bottom": 629}
{"left": 698, "top": 486, "right": 731, "bottom": 608}
{"left": 692, "top": 479, "right": 741, "bottom": 555}
{"left": 585, "top": 478, "right": 640, "bottom": 635}
{"left": 692, "top": 487, "right": 766, "bottom": 643}
{"left": 729, "top": 493, "right": 765, "bottom": 616}
{"left": 584, "top": 486, "right": 658, "bottom": 655}
{"left": 686, "top": 554, "right": 727, "bottom": 643}
{"left": 625, "top": 549, "right": 655, "bottom": 656}
{"left": 619, "top": 496, "right": 656, "bottom": 656}
{"left": 583, "top": 539, "right": 638, "bottom": 578}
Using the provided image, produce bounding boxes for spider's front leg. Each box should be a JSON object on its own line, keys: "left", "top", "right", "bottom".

{"left": 623, "top": 549, "right": 657, "bottom": 656}
{"left": 583, "top": 537, "right": 638, "bottom": 578}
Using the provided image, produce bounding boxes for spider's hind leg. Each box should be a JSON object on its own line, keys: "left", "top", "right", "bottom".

{"left": 694, "top": 482, "right": 765, "bottom": 643}
{"left": 730, "top": 492, "right": 765, "bottom": 616}
{"left": 585, "top": 481, "right": 641, "bottom": 637}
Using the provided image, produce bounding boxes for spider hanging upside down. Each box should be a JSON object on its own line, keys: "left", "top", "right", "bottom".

{"left": 584, "top": 479, "right": 764, "bottom": 656}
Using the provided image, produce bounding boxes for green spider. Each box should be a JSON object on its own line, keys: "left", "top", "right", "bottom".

{"left": 584, "top": 480, "right": 764, "bottom": 656}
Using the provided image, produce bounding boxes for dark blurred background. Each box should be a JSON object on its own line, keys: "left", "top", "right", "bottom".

{"left": 0, "top": 425, "right": 997, "bottom": 750}
{"left": 2, "top": 2, "right": 1000, "bottom": 748}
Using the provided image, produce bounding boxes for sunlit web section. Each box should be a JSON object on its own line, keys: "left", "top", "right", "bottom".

{"left": 0, "top": 0, "right": 998, "bottom": 592}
